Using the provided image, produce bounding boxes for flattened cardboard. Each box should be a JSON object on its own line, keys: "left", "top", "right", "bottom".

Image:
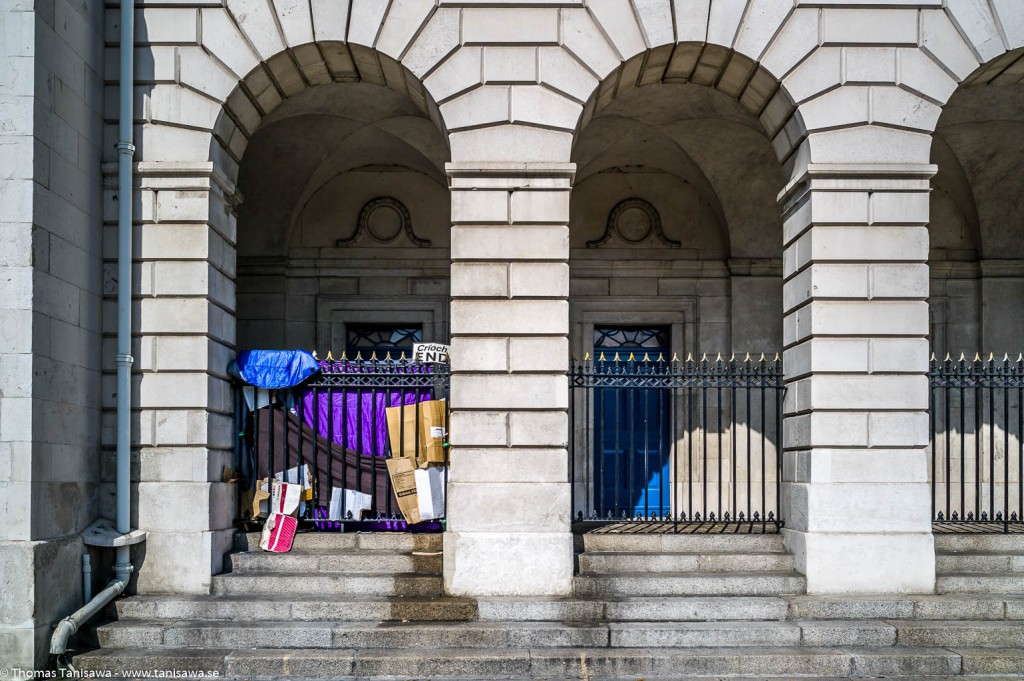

{"left": 386, "top": 457, "right": 421, "bottom": 525}
{"left": 329, "top": 487, "right": 373, "bottom": 521}
{"left": 416, "top": 400, "right": 448, "bottom": 467}
{"left": 252, "top": 478, "right": 272, "bottom": 518}
{"left": 386, "top": 399, "right": 447, "bottom": 468}
{"left": 415, "top": 466, "right": 446, "bottom": 520}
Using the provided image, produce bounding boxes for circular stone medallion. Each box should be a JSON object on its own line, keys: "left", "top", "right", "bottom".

{"left": 616, "top": 205, "right": 654, "bottom": 243}
{"left": 365, "top": 202, "right": 404, "bottom": 242}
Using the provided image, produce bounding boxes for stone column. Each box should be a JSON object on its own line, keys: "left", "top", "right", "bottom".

{"left": 444, "top": 162, "right": 574, "bottom": 596}
{"left": 780, "top": 163, "right": 936, "bottom": 594}
{"left": 103, "top": 162, "right": 237, "bottom": 593}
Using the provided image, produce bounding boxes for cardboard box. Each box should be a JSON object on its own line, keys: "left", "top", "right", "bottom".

{"left": 385, "top": 457, "right": 447, "bottom": 525}
{"left": 386, "top": 457, "right": 422, "bottom": 525}
{"left": 386, "top": 399, "right": 448, "bottom": 468}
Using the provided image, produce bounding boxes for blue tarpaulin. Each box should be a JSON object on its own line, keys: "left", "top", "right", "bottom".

{"left": 232, "top": 349, "right": 320, "bottom": 389}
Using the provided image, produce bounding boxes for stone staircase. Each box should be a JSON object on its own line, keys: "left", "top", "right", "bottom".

{"left": 936, "top": 533, "right": 1024, "bottom": 594}
{"left": 70, "top": 530, "right": 1024, "bottom": 679}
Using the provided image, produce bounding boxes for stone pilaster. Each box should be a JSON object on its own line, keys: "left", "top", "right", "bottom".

{"left": 444, "top": 162, "right": 573, "bottom": 596}
{"left": 780, "top": 163, "right": 936, "bottom": 594}
{"left": 101, "top": 161, "right": 237, "bottom": 594}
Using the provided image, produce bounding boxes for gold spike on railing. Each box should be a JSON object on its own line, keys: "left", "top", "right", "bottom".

{"left": 774, "top": 353, "right": 781, "bottom": 361}
{"left": 599, "top": 352, "right": 606, "bottom": 362}
{"left": 988, "top": 352, "right": 995, "bottom": 361}
{"left": 685, "top": 352, "right": 692, "bottom": 362}
{"left": 385, "top": 351, "right": 392, "bottom": 361}
{"left": 355, "top": 351, "right": 363, "bottom": 360}
{"left": 642, "top": 352, "right": 650, "bottom": 362}
{"left": 959, "top": 352, "right": 966, "bottom": 361}
{"left": 657, "top": 352, "right": 665, "bottom": 362}
{"left": 930, "top": 353, "right": 936, "bottom": 361}
{"left": 974, "top": 352, "right": 981, "bottom": 361}
{"left": 744, "top": 352, "right": 751, "bottom": 362}
{"left": 700, "top": 353, "right": 708, "bottom": 362}
{"left": 672, "top": 353, "right": 680, "bottom": 362}
{"left": 400, "top": 351, "right": 407, "bottom": 360}
{"left": 628, "top": 352, "right": 635, "bottom": 361}
{"left": 584, "top": 352, "right": 591, "bottom": 361}
{"left": 759, "top": 352, "right": 766, "bottom": 361}
{"left": 715, "top": 353, "right": 722, "bottom": 362}
{"left": 326, "top": 350, "right": 335, "bottom": 361}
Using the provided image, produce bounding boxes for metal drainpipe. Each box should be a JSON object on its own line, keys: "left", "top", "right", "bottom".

{"left": 114, "top": 0, "right": 136, "bottom": 588}
{"left": 50, "top": 0, "right": 135, "bottom": 665}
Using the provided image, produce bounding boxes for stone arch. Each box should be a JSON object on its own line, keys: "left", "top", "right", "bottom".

{"left": 579, "top": 47, "right": 802, "bottom": 169}
{"left": 211, "top": 41, "right": 446, "bottom": 188}
{"left": 929, "top": 40, "right": 1024, "bottom": 357}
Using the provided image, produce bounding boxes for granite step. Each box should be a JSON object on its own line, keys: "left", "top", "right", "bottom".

{"left": 573, "top": 571, "right": 806, "bottom": 597}
{"left": 933, "top": 534, "right": 1024, "bottom": 554}
{"left": 936, "top": 551, "right": 1024, "bottom": 573}
{"left": 580, "top": 532, "right": 786, "bottom": 554}
{"left": 232, "top": 531, "right": 442, "bottom": 552}
{"left": 113, "top": 593, "right": 1024, "bottom": 625}
{"left": 96, "top": 620, "right": 611, "bottom": 649}
{"left": 73, "top": 645, "right": 1024, "bottom": 679}
{"left": 227, "top": 548, "right": 442, "bottom": 574}
{"left": 578, "top": 550, "right": 795, "bottom": 573}
{"left": 892, "top": 619, "right": 1024, "bottom": 647}
{"left": 210, "top": 571, "right": 443, "bottom": 597}
{"left": 97, "top": 618, "right": 970, "bottom": 651}
{"left": 936, "top": 572, "right": 1024, "bottom": 594}
{"left": 114, "top": 594, "right": 477, "bottom": 622}
{"left": 474, "top": 595, "right": 790, "bottom": 622}
{"left": 785, "top": 594, "right": 1022, "bottom": 620}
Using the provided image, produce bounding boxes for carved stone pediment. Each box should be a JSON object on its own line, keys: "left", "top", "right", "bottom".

{"left": 336, "top": 196, "right": 431, "bottom": 247}
{"left": 587, "top": 198, "right": 680, "bottom": 248}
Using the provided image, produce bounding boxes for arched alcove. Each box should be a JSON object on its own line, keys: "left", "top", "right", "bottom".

{"left": 228, "top": 67, "right": 452, "bottom": 355}
{"left": 570, "top": 73, "right": 788, "bottom": 361}
{"left": 930, "top": 48, "right": 1024, "bottom": 357}
{"left": 568, "top": 51, "right": 790, "bottom": 527}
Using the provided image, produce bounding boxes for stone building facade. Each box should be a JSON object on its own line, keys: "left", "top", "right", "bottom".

{"left": 2, "top": 0, "right": 1024, "bottom": 668}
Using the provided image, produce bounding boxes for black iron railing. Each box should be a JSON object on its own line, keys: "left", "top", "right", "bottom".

{"left": 569, "top": 354, "right": 785, "bottom": 531}
{"left": 233, "top": 357, "right": 449, "bottom": 529}
{"left": 930, "top": 355, "right": 1024, "bottom": 533}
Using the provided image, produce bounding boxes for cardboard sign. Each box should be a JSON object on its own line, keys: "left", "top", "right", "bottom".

{"left": 413, "top": 343, "right": 450, "bottom": 363}
{"left": 386, "top": 399, "right": 447, "bottom": 468}
{"left": 386, "top": 457, "right": 421, "bottom": 525}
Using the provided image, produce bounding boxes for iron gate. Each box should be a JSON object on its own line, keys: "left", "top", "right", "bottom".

{"left": 930, "top": 354, "right": 1024, "bottom": 533}
{"left": 233, "top": 357, "right": 450, "bottom": 528}
{"left": 569, "top": 354, "right": 785, "bottom": 531}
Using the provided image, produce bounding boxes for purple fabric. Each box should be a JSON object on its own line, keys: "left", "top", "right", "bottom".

{"left": 312, "top": 505, "right": 442, "bottom": 533}
{"left": 300, "top": 362, "right": 433, "bottom": 457}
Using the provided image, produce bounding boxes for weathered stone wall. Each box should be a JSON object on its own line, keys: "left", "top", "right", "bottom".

{"left": 0, "top": 0, "right": 105, "bottom": 668}
{"left": 4, "top": 4, "right": 1024, "bottom": 661}
{"left": 92, "top": 0, "right": 1024, "bottom": 599}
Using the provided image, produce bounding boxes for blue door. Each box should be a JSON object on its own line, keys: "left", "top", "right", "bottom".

{"left": 592, "top": 327, "right": 671, "bottom": 518}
